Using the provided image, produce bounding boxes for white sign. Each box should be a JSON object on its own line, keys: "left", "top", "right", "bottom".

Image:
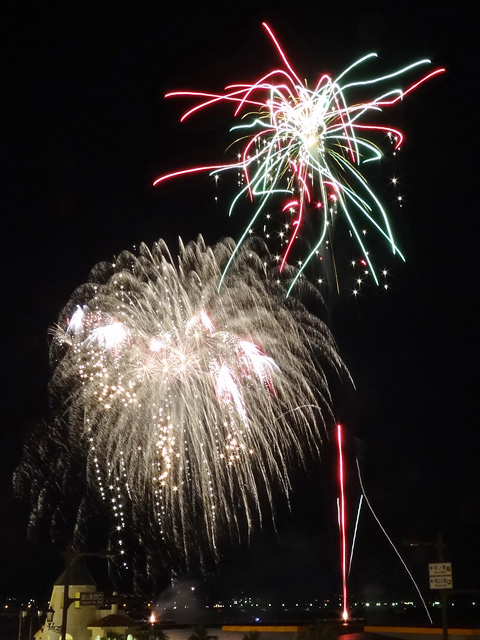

{"left": 429, "top": 576, "right": 453, "bottom": 589}
{"left": 79, "top": 592, "right": 104, "bottom": 606}
{"left": 429, "top": 562, "right": 452, "bottom": 576}
{"left": 429, "top": 562, "right": 453, "bottom": 589}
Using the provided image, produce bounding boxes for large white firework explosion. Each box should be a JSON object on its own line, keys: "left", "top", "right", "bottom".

{"left": 18, "top": 236, "right": 348, "bottom": 571}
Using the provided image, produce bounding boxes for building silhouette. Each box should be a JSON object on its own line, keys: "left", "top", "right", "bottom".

{"left": 40, "top": 559, "right": 139, "bottom": 640}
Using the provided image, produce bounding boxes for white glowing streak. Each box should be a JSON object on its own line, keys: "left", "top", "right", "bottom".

{"left": 200, "top": 309, "right": 215, "bottom": 333}
{"left": 356, "top": 458, "right": 433, "bottom": 624}
{"left": 349, "top": 494, "right": 363, "bottom": 576}
{"left": 239, "top": 340, "right": 279, "bottom": 381}
{"left": 86, "top": 322, "right": 129, "bottom": 350}
{"left": 216, "top": 364, "right": 247, "bottom": 422}
{"left": 67, "top": 305, "right": 86, "bottom": 335}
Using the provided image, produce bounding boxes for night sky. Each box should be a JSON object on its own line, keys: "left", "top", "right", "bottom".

{"left": 1, "top": 0, "right": 479, "bottom": 607}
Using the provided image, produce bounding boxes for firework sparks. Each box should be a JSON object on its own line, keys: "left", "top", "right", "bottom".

{"left": 18, "top": 236, "right": 348, "bottom": 569}
{"left": 154, "top": 22, "right": 444, "bottom": 295}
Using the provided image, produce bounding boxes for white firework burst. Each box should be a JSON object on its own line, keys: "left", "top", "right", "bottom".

{"left": 33, "top": 236, "right": 348, "bottom": 567}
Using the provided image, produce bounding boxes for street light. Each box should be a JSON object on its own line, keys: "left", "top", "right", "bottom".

{"left": 28, "top": 609, "right": 43, "bottom": 640}
{"left": 46, "top": 608, "right": 62, "bottom": 634}
{"left": 18, "top": 607, "right": 44, "bottom": 640}
{"left": 149, "top": 612, "right": 156, "bottom": 640}
{"left": 17, "top": 609, "right": 26, "bottom": 640}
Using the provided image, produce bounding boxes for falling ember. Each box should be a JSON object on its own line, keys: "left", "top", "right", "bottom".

{"left": 337, "top": 423, "right": 348, "bottom": 622}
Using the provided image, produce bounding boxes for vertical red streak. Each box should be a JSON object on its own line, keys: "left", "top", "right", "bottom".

{"left": 337, "top": 423, "right": 348, "bottom": 621}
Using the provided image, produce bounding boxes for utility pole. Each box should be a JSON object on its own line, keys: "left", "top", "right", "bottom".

{"left": 406, "top": 533, "right": 450, "bottom": 640}
{"left": 434, "top": 534, "right": 449, "bottom": 640}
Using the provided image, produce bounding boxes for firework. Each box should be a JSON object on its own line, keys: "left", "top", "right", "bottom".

{"left": 17, "top": 236, "right": 348, "bottom": 569}
{"left": 336, "top": 424, "right": 348, "bottom": 621}
{"left": 154, "top": 23, "right": 444, "bottom": 295}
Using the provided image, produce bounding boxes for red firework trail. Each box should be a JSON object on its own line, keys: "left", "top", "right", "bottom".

{"left": 337, "top": 423, "right": 348, "bottom": 621}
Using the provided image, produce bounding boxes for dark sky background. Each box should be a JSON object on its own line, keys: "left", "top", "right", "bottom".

{"left": 1, "top": 0, "right": 479, "bottom": 611}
